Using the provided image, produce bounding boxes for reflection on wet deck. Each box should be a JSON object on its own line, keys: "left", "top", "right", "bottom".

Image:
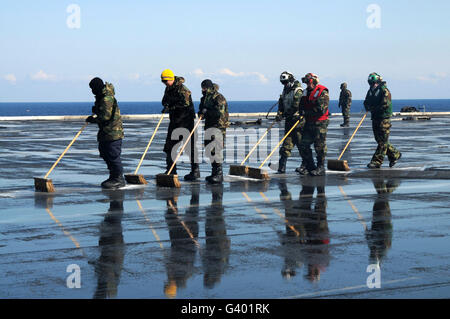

{"left": 0, "top": 116, "right": 449, "bottom": 298}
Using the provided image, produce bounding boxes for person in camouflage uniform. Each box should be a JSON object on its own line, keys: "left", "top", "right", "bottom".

{"left": 364, "top": 73, "right": 402, "bottom": 168}
{"left": 161, "top": 70, "right": 198, "bottom": 180}
{"left": 338, "top": 82, "right": 352, "bottom": 127}
{"left": 86, "top": 77, "right": 125, "bottom": 189}
{"left": 275, "top": 71, "right": 305, "bottom": 174}
{"left": 299, "top": 73, "right": 330, "bottom": 176}
{"left": 198, "top": 79, "right": 229, "bottom": 184}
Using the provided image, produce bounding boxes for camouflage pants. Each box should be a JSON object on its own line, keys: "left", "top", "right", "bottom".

{"left": 370, "top": 119, "right": 401, "bottom": 165}
{"left": 299, "top": 120, "right": 329, "bottom": 168}
{"left": 280, "top": 118, "right": 303, "bottom": 158}
{"left": 204, "top": 128, "right": 226, "bottom": 164}
{"left": 342, "top": 105, "right": 350, "bottom": 124}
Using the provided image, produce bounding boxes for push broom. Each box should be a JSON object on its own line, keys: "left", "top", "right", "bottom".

{"left": 229, "top": 119, "right": 277, "bottom": 177}
{"left": 247, "top": 118, "right": 302, "bottom": 180}
{"left": 34, "top": 122, "right": 88, "bottom": 192}
{"left": 125, "top": 114, "right": 165, "bottom": 184}
{"left": 156, "top": 115, "right": 203, "bottom": 188}
{"left": 328, "top": 112, "right": 367, "bottom": 172}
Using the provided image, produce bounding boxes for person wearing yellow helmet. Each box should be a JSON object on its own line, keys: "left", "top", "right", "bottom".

{"left": 161, "top": 69, "right": 198, "bottom": 179}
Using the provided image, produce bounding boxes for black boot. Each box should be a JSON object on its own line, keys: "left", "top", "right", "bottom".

{"left": 277, "top": 156, "right": 287, "bottom": 174}
{"left": 206, "top": 163, "right": 223, "bottom": 184}
{"left": 295, "top": 164, "right": 308, "bottom": 175}
{"left": 102, "top": 174, "right": 126, "bottom": 189}
{"left": 184, "top": 163, "right": 200, "bottom": 181}
{"left": 101, "top": 173, "right": 113, "bottom": 188}
{"left": 310, "top": 165, "right": 325, "bottom": 176}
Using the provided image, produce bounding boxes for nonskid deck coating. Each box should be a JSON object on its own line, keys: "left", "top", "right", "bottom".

{"left": 0, "top": 115, "right": 449, "bottom": 298}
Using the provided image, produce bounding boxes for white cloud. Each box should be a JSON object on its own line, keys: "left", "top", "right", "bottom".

{"left": 128, "top": 73, "right": 140, "bottom": 80}
{"left": 31, "top": 70, "right": 57, "bottom": 81}
{"left": 219, "top": 68, "right": 268, "bottom": 83}
{"left": 416, "top": 72, "right": 448, "bottom": 83}
{"left": 193, "top": 68, "right": 206, "bottom": 77}
{"left": 3, "top": 74, "right": 17, "bottom": 84}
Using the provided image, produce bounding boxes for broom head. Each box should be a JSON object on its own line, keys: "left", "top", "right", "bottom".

{"left": 229, "top": 165, "right": 248, "bottom": 176}
{"left": 327, "top": 159, "right": 350, "bottom": 172}
{"left": 34, "top": 177, "right": 55, "bottom": 193}
{"left": 125, "top": 174, "right": 148, "bottom": 185}
{"left": 156, "top": 173, "right": 181, "bottom": 188}
{"left": 247, "top": 167, "right": 270, "bottom": 180}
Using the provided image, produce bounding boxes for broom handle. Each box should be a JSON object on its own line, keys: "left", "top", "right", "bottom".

{"left": 240, "top": 120, "right": 277, "bottom": 165}
{"left": 134, "top": 114, "right": 165, "bottom": 174}
{"left": 258, "top": 118, "right": 301, "bottom": 169}
{"left": 167, "top": 115, "right": 203, "bottom": 175}
{"left": 337, "top": 112, "right": 367, "bottom": 160}
{"left": 44, "top": 123, "right": 88, "bottom": 179}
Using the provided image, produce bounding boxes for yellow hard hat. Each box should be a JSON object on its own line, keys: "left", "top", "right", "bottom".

{"left": 161, "top": 69, "right": 175, "bottom": 81}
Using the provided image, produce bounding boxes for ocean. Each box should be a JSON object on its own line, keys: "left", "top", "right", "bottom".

{"left": 0, "top": 99, "right": 449, "bottom": 116}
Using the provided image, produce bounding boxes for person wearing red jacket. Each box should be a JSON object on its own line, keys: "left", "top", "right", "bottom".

{"left": 298, "top": 73, "right": 330, "bottom": 176}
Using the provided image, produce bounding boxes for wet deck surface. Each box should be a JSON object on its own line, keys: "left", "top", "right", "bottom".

{"left": 0, "top": 115, "right": 449, "bottom": 298}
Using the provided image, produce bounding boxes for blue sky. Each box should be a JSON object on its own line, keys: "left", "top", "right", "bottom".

{"left": 1, "top": 0, "right": 449, "bottom": 102}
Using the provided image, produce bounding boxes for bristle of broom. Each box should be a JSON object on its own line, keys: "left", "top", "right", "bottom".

{"left": 34, "top": 177, "right": 55, "bottom": 193}
{"left": 156, "top": 173, "right": 181, "bottom": 188}
{"left": 229, "top": 165, "right": 248, "bottom": 176}
{"left": 247, "top": 167, "right": 270, "bottom": 180}
{"left": 125, "top": 174, "right": 148, "bottom": 185}
{"left": 327, "top": 159, "right": 350, "bottom": 172}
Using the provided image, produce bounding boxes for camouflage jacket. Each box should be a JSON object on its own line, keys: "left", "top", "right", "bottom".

{"left": 339, "top": 89, "right": 352, "bottom": 108}
{"left": 199, "top": 87, "right": 229, "bottom": 130}
{"left": 277, "top": 80, "right": 303, "bottom": 119}
{"left": 162, "top": 76, "right": 195, "bottom": 127}
{"left": 92, "top": 82, "right": 124, "bottom": 142}
{"left": 364, "top": 83, "right": 392, "bottom": 120}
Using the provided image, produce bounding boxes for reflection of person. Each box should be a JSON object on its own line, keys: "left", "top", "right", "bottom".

{"left": 94, "top": 190, "right": 125, "bottom": 299}
{"left": 278, "top": 181, "right": 305, "bottom": 279}
{"left": 163, "top": 186, "right": 199, "bottom": 299}
{"left": 278, "top": 181, "right": 330, "bottom": 282}
{"left": 366, "top": 179, "right": 400, "bottom": 265}
{"left": 298, "top": 184, "right": 330, "bottom": 283}
{"left": 202, "top": 184, "right": 230, "bottom": 288}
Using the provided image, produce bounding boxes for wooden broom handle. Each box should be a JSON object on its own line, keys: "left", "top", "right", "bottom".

{"left": 167, "top": 115, "right": 203, "bottom": 175}
{"left": 44, "top": 123, "right": 88, "bottom": 179}
{"left": 134, "top": 114, "right": 165, "bottom": 174}
{"left": 337, "top": 112, "right": 367, "bottom": 160}
{"left": 258, "top": 118, "right": 301, "bottom": 169}
{"left": 240, "top": 120, "right": 277, "bottom": 165}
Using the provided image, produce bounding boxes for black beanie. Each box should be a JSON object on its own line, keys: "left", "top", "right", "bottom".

{"left": 201, "top": 79, "right": 214, "bottom": 89}
{"left": 89, "top": 77, "right": 104, "bottom": 93}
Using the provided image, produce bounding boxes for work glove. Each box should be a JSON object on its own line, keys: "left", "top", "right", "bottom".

{"left": 292, "top": 111, "right": 302, "bottom": 122}
{"left": 198, "top": 108, "right": 207, "bottom": 118}
{"left": 85, "top": 115, "right": 97, "bottom": 123}
{"left": 275, "top": 114, "right": 282, "bottom": 122}
{"left": 161, "top": 105, "right": 170, "bottom": 114}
